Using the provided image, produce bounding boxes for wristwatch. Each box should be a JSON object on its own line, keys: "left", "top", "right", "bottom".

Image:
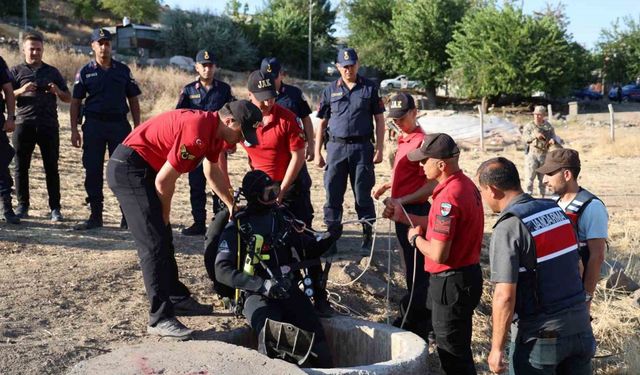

{"left": 409, "top": 234, "right": 420, "bottom": 248}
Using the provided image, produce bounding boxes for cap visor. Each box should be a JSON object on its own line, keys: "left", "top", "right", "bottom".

{"left": 407, "top": 149, "right": 428, "bottom": 162}
{"left": 340, "top": 59, "right": 357, "bottom": 66}
{"left": 252, "top": 90, "right": 277, "bottom": 101}
{"left": 536, "top": 163, "right": 559, "bottom": 175}
{"left": 242, "top": 129, "right": 259, "bottom": 146}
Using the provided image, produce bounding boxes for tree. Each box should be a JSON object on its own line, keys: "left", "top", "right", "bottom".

{"left": 391, "top": 0, "right": 469, "bottom": 106}
{"left": 99, "top": 0, "right": 161, "bottom": 23}
{"left": 255, "top": 0, "right": 336, "bottom": 77}
{"left": 70, "top": 0, "right": 99, "bottom": 21}
{"left": 447, "top": 3, "right": 578, "bottom": 106}
{"left": 598, "top": 16, "right": 640, "bottom": 86}
{"left": 0, "top": 0, "right": 39, "bottom": 20}
{"left": 160, "top": 9, "right": 257, "bottom": 71}
{"left": 344, "top": 0, "right": 397, "bottom": 74}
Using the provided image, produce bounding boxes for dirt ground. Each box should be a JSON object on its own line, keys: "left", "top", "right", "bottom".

{"left": 1, "top": 106, "right": 639, "bottom": 375}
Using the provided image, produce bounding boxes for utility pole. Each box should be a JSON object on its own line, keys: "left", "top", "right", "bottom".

{"left": 308, "top": 0, "right": 313, "bottom": 80}
{"left": 23, "top": 0, "right": 28, "bottom": 29}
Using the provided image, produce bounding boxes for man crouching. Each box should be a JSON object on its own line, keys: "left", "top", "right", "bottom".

{"left": 215, "top": 170, "right": 338, "bottom": 368}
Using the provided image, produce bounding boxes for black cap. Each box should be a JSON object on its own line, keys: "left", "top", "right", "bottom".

{"left": 196, "top": 49, "right": 216, "bottom": 65}
{"left": 247, "top": 70, "right": 277, "bottom": 101}
{"left": 223, "top": 100, "right": 262, "bottom": 146}
{"left": 337, "top": 48, "right": 358, "bottom": 66}
{"left": 536, "top": 148, "right": 581, "bottom": 175}
{"left": 260, "top": 57, "right": 281, "bottom": 77}
{"left": 91, "top": 28, "right": 112, "bottom": 42}
{"left": 407, "top": 133, "right": 460, "bottom": 162}
{"left": 388, "top": 93, "right": 416, "bottom": 119}
{"left": 242, "top": 170, "right": 274, "bottom": 202}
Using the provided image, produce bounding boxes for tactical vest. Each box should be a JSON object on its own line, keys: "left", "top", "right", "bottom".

{"left": 557, "top": 188, "right": 601, "bottom": 276}
{"left": 496, "top": 198, "right": 585, "bottom": 320}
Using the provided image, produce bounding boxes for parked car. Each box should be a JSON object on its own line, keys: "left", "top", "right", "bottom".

{"left": 380, "top": 75, "right": 421, "bottom": 89}
{"left": 608, "top": 84, "right": 640, "bottom": 102}
{"left": 571, "top": 87, "right": 603, "bottom": 100}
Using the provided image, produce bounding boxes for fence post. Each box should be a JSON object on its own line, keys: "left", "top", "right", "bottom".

{"left": 608, "top": 104, "right": 615, "bottom": 142}
{"left": 478, "top": 105, "right": 484, "bottom": 151}
{"left": 547, "top": 104, "right": 553, "bottom": 119}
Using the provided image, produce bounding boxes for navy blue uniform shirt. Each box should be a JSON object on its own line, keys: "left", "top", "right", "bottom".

{"left": 276, "top": 82, "right": 312, "bottom": 119}
{"left": 176, "top": 79, "right": 234, "bottom": 112}
{"left": 11, "top": 62, "right": 68, "bottom": 124}
{"left": 0, "top": 56, "right": 12, "bottom": 122}
{"left": 72, "top": 59, "right": 141, "bottom": 115}
{"left": 316, "top": 76, "right": 384, "bottom": 138}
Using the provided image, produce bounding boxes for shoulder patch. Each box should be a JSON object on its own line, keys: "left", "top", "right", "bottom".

{"left": 180, "top": 144, "right": 196, "bottom": 160}
{"left": 434, "top": 215, "right": 452, "bottom": 235}
{"left": 440, "top": 202, "right": 452, "bottom": 216}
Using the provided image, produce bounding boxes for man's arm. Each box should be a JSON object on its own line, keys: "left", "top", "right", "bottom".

{"left": 301, "top": 115, "right": 315, "bottom": 161}
{"left": 128, "top": 95, "right": 141, "bottom": 127}
{"left": 278, "top": 148, "right": 305, "bottom": 202}
{"left": 373, "top": 113, "right": 385, "bottom": 164}
{"left": 203, "top": 158, "right": 233, "bottom": 210}
{"left": 396, "top": 180, "right": 437, "bottom": 205}
{"left": 155, "top": 161, "right": 181, "bottom": 225}
{"left": 584, "top": 238, "right": 606, "bottom": 304}
{"left": 2, "top": 82, "right": 15, "bottom": 132}
{"left": 314, "top": 118, "right": 328, "bottom": 168}
{"left": 70, "top": 98, "right": 82, "bottom": 147}
{"left": 488, "top": 282, "right": 517, "bottom": 374}
{"left": 413, "top": 234, "right": 452, "bottom": 264}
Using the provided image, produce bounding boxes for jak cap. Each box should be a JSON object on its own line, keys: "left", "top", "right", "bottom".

{"left": 533, "top": 105, "right": 547, "bottom": 115}
{"left": 337, "top": 48, "right": 358, "bottom": 66}
{"left": 91, "top": 28, "right": 112, "bottom": 42}
{"left": 536, "top": 148, "right": 580, "bottom": 174}
{"left": 223, "top": 100, "right": 262, "bottom": 146}
{"left": 407, "top": 133, "right": 460, "bottom": 162}
{"left": 247, "top": 70, "right": 277, "bottom": 101}
{"left": 260, "top": 57, "right": 281, "bottom": 77}
{"left": 196, "top": 49, "right": 216, "bottom": 65}
{"left": 388, "top": 93, "right": 416, "bottom": 119}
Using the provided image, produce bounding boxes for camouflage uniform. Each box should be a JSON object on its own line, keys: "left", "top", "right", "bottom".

{"left": 522, "top": 120, "right": 556, "bottom": 196}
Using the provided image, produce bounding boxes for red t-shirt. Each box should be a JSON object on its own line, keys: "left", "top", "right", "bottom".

{"left": 124, "top": 109, "right": 223, "bottom": 173}
{"left": 391, "top": 129, "right": 428, "bottom": 203}
{"left": 425, "top": 171, "right": 484, "bottom": 273}
{"left": 242, "top": 104, "right": 305, "bottom": 181}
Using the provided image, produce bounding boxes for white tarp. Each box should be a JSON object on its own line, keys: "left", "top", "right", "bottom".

{"left": 417, "top": 113, "right": 522, "bottom": 146}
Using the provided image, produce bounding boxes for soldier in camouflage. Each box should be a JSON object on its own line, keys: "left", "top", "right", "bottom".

{"left": 522, "top": 105, "right": 558, "bottom": 197}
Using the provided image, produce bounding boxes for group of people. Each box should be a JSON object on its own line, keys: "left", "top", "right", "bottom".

{"left": 0, "top": 30, "right": 610, "bottom": 373}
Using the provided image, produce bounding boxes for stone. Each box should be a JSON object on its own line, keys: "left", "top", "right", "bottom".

{"left": 630, "top": 289, "right": 640, "bottom": 308}
{"left": 605, "top": 270, "right": 640, "bottom": 292}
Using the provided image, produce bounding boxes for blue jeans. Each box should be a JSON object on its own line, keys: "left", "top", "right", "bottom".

{"left": 509, "top": 331, "right": 596, "bottom": 374}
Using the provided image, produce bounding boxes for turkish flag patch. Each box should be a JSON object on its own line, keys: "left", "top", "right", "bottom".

{"left": 434, "top": 215, "right": 452, "bottom": 235}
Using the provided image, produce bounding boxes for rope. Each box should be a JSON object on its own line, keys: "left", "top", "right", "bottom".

{"left": 397, "top": 203, "right": 418, "bottom": 330}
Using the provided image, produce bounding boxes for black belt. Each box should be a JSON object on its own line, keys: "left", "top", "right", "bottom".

{"left": 329, "top": 136, "right": 370, "bottom": 144}
{"left": 111, "top": 144, "right": 150, "bottom": 168}
{"left": 85, "top": 111, "right": 128, "bottom": 122}
{"left": 431, "top": 263, "right": 480, "bottom": 278}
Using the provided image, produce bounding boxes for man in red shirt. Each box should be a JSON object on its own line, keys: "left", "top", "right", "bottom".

{"left": 242, "top": 70, "right": 335, "bottom": 315}
{"left": 373, "top": 93, "right": 434, "bottom": 339}
{"left": 106, "top": 100, "right": 261, "bottom": 339}
{"left": 383, "top": 133, "right": 484, "bottom": 375}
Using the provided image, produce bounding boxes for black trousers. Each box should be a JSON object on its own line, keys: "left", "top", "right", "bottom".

{"left": 429, "top": 263, "right": 483, "bottom": 375}
{"left": 187, "top": 162, "right": 226, "bottom": 224}
{"left": 12, "top": 122, "right": 60, "bottom": 210}
{"left": 243, "top": 287, "right": 333, "bottom": 368}
{"left": 83, "top": 118, "right": 130, "bottom": 204}
{"left": 107, "top": 144, "right": 190, "bottom": 325}
{"left": 0, "top": 131, "right": 15, "bottom": 197}
{"left": 395, "top": 202, "right": 432, "bottom": 338}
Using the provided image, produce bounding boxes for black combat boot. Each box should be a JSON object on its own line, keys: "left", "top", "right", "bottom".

{"left": 360, "top": 223, "right": 373, "bottom": 256}
{"left": 74, "top": 202, "right": 103, "bottom": 230}
{"left": 1, "top": 195, "right": 20, "bottom": 224}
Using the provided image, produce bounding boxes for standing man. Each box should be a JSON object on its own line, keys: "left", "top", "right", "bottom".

{"left": 315, "top": 48, "right": 385, "bottom": 253}
{"left": 176, "top": 49, "right": 235, "bottom": 236}
{"left": 11, "top": 32, "right": 71, "bottom": 221}
{"left": 477, "top": 157, "right": 595, "bottom": 374}
{"left": 383, "top": 133, "right": 484, "bottom": 374}
{"left": 107, "top": 100, "right": 262, "bottom": 339}
{"left": 538, "top": 149, "right": 608, "bottom": 312}
{"left": 522, "top": 105, "right": 557, "bottom": 197}
{"left": 0, "top": 54, "right": 19, "bottom": 224}
{"left": 71, "top": 28, "right": 141, "bottom": 230}
{"left": 372, "top": 93, "right": 434, "bottom": 339}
